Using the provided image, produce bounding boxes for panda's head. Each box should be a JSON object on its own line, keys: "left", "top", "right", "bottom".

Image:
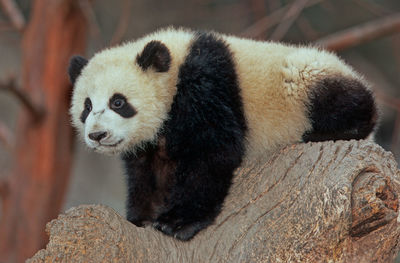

{"left": 69, "top": 40, "right": 174, "bottom": 155}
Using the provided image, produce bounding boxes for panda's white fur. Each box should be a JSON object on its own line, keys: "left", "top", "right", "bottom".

{"left": 71, "top": 27, "right": 366, "bottom": 158}
{"left": 69, "top": 27, "right": 376, "bottom": 240}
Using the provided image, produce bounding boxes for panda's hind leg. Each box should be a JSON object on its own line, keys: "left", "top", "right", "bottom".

{"left": 302, "top": 77, "right": 378, "bottom": 142}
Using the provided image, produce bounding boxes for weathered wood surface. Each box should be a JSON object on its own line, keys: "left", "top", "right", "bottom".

{"left": 28, "top": 140, "right": 400, "bottom": 262}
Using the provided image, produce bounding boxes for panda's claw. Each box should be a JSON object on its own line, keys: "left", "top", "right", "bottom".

{"left": 152, "top": 219, "right": 212, "bottom": 241}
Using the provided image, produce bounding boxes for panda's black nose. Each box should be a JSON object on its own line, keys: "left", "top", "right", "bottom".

{"left": 88, "top": 131, "right": 107, "bottom": 141}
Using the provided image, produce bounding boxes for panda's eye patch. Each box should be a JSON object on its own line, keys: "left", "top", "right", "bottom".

{"left": 109, "top": 93, "right": 137, "bottom": 118}
{"left": 80, "top": 97, "right": 92, "bottom": 123}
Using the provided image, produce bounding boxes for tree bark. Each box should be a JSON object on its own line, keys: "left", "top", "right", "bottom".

{"left": 27, "top": 140, "right": 400, "bottom": 262}
{"left": 0, "top": 1, "right": 87, "bottom": 262}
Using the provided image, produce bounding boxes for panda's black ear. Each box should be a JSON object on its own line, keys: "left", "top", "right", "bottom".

{"left": 136, "top": 41, "right": 171, "bottom": 72}
{"left": 68, "top": 55, "right": 88, "bottom": 85}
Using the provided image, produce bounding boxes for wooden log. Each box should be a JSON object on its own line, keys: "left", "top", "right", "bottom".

{"left": 0, "top": 1, "right": 87, "bottom": 262}
{"left": 27, "top": 140, "right": 400, "bottom": 262}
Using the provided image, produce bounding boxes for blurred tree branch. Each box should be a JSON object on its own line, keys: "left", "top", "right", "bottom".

{"left": 351, "top": 0, "right": 391, "bottom": 16}
{"left": 0, "top": 77, "right": 45, "bottom": 121}
{"left": 0, "top": 176, "right": 9, "bottom": 218}
{"left": 296, "top": 15, "right": 319, "bottom": 40}
{"left": 249, "top": 0, "right": 267, "bottom": 21}
{"left": 269, "top": 0, "right": 310, "bottom": 40}
{"left": 241, "top": 0, "right": 322, "bottom": 38}
{"left": 0, "top": 0, "right": 25, "bottom": 31}
{"left": 110, "top": 0, "right": 133, "bottom": 45}
{"left": 267, "top": 0, "right": 281, "bottom": 12}
{"left": 0, "top": 22, "right": 14, "bottom": 31}
{"left": 0, "top": 122, "right": 13, "bottom": 152}
{"left": 316, "top": 13, "right": 400, "bottom": 51}
{"left": 79, "top": 0, "right": 103, "bottom": 47}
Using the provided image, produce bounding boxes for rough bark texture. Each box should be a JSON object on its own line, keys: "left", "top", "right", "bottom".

{"left": 0, "top": 1, "right": 87, "bottom": 262}
{"left": 28, "top": 140, "right": 400, "bottom": 263}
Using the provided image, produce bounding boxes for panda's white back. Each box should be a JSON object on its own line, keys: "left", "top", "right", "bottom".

{"left": 223, "top": 35, "right": 369, "bottom": 159}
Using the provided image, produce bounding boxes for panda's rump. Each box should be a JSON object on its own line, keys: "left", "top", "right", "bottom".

{"left": 227, "top": 39, "right": 376, "bottom": 159}
{"left": 226, "top": 39, "right": 313, "bottom": 159}
{"left": 281, "top": 48, "right": 377, "bottom": 142}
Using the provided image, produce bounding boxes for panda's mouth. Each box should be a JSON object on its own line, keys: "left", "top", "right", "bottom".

{"left": 99, "top": 139, "right": 123, "bottom": 147}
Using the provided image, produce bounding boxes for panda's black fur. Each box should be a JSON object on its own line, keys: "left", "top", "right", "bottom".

{"left": 69, "top": 29, "right": 377, "bottom": 241}
{"left": 128, "top": 32, "right": 246, "bottom": 240}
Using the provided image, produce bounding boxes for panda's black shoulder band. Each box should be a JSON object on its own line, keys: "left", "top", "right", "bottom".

{"left": 152, "top": 32, "right": 247, "bottom": 240}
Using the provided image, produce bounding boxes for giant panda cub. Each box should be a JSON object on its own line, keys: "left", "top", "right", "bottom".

{"left": 69, "top": 28, "right": 377, "bottom": 241}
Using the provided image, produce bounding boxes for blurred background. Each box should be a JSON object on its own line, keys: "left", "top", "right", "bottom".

{"left": 0, "top": 0, "right": 399, "bottom": 262}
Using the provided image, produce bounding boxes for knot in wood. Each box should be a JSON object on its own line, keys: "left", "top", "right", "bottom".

{"left": 350, "top": 166, "right": 399, "bottom": 238}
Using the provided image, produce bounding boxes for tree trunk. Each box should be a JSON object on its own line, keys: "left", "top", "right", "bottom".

{"left": 0, "top": 1, "right": 87, "bottom": 262}
{"left": 27, "top": 140, "right": 400, "bottom": 262}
